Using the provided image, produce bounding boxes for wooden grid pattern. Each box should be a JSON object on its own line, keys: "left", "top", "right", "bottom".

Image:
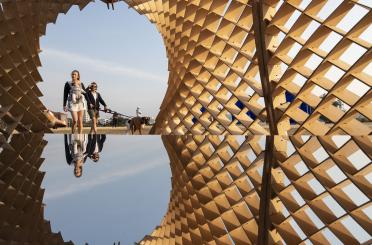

{"left": 142, "top": 136, "right": 267, "bottom": 244}
{"left": 0, "top": 134, "right": 72, "bottom": 244}
{"left": 123, "top": 0, "right": 372, "bottom": 135}
{"left": 0, "top": 134, "right": 370, "bottom": 244}
{"left": 268, "top": 1, "right": 372, "bottom": 136}
{"left": 271, "top": 135, "right": 371, "bottom": 244}
{"left": 126, "top": 0, "right": 277, "bottom": 134}
{"left": 0, "top": 0, "right": 370, "bottom": 135}
{"left": 139, "top": 135, "right": 372, "bottom": 244}
{"left": 0, "top": 1, "right": 371, "bottom": 244}
{"left": 0, "top": 0, "right": 91, "bottom": 135}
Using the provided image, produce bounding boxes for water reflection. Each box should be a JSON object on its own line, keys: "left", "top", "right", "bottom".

{"left": 1, "top": 134, "right": 371, "bottom": 244}
{"left": 0, "top": 133, "right": 170, "bottom": 245}
{"left": 64, "top": 134, "right": 106, "bottom": 177}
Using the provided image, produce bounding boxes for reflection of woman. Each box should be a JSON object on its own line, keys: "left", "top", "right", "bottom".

{"left": 63, "top": 70, "right": 88, "bottom": 134}
{"left": 64, "top": 134, "right": 88, "bottom": 177}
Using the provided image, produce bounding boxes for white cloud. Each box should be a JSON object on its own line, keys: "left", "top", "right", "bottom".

{"left": 44, "top": 159, "right": 166, "bottom": 200}
{"left": 42, "top": 48, "right": 166, "bottom": 82}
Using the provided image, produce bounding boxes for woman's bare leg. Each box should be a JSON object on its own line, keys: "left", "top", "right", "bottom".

{"left": 77, "top": 110, "right": 84, "bottom": 134}
{"left": 71, "top": 111, "right": 78, "bottom": 134}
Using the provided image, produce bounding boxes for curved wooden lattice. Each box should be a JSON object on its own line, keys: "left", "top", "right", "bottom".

{"left": 124, "top": 0, "right": 372, "bottom": 135}
{"left": 0, "top": 134, "right": 73, "bottom": 244}
{"left": 0, "top": 0, "right": 371, "bottom": 245}
{"left": 140, "top": 135, "right": 371, "bottom": 244}
{"left": 0, "top": 135, "right": 370, "bottom": 244}
{"left": 267, "top": 1, "right": 372, "bottom": 136}
{"left": 0, "top": 0, "right": 369, "bottom": 135}
{"left": 0, "top": 0, "right": 91, "bottom": 135}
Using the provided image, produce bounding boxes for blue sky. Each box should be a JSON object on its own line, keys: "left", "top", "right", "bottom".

{"left": 40, "top": 135, "right": 171, "bottom": 245}
{"left": 38, "top": 1, "right": 168, "bottom": 118}
{"left": 37, "top": 6, "right": 171, "bottom": 242}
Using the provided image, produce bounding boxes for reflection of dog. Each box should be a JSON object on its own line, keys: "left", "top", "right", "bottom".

{"left": 129, "top": 117, "right": 150, "bottom": 135}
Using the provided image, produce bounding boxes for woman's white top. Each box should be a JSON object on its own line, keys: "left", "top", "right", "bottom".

{"left": 68, "top": 81, "right": 87, "bottom": 112}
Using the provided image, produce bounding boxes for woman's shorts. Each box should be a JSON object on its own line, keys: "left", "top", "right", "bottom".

{"left": 69, "top": 101, "right": 86, "bottom": 112}
{"left": 68, "top": 98, "right": 86, "bottom": 112}
{"left": 88, "top": 109, "right": 99, "bottom": 119}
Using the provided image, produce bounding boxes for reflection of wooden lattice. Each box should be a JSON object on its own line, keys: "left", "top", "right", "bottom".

{"left": 272, "top": 136, "right": 371, "bottom": 244}
{"left": 143, "top": 136, "right": 267, "bottom": 244}
{"left": 0, "top": 134, "right": 370, "bottom": 244}
{"left": 139, "top": 136, "right": 371, "bottom": 244}
{"left": 0, "top": 134, "right": 72, "bottom": 244}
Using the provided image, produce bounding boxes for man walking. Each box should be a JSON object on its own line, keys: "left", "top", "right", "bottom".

{"left": 86, "top": 82, "right": 108, "bottom": 134}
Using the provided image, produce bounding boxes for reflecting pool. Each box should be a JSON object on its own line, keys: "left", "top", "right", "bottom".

{"left": 1, "top": 134, "right": 171, "bottom": 245}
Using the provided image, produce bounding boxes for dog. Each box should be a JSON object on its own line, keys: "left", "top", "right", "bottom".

{"left": 129, "top": 117, "right": 150, "bottom": 135}
{"left": 43, "top": 110, "right": 67, "bottom": 128}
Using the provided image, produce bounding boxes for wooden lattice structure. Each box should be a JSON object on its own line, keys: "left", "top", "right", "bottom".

{"left": 124, "top": 0, "right": 371, "bottom": 135}
{"left": 0, "top": 0, "right": 91, "bottom": 135}
{"left": 139, "top": 136, "right": 371, "bottom": 244}
{"left": 0, "top": 0, "right": 370, "bottom": 135}
{"left": 0, "top": 134, "right": 73, "bottom": 244}
{"left": 0, "top": 0, "right": 371, "bottom": 244}
{"left": 1, "top": 135, "right": 369, "bottom": 244}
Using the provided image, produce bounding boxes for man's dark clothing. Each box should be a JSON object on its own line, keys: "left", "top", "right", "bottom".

{"left": 112, "top": 113, "right": 119, "bottom": 127}
{"left": 86, "top": 91, "right": 107, "bottom": 110}
{"left": 85, "top": 134, "right": 106, "bottom": 157}
{"left": 64, "top": 134, "right": 73, "bottom": 165}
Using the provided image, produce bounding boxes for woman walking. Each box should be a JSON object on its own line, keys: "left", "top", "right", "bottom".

{"left": 86, "top": 82, "right": 108, "bottom": 134}
{"left": 63, "top": 70, "right": 88, "bottom": 134}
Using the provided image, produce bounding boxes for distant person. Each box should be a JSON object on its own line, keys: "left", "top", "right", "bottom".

{"left": 64, "top": 134, "right": 88, "bottom": 177}
{"left": 86, "top": 82, "right": 108, "bottom": 134}
{"left": 85, "top": 134, "right": 106, "bottom": 162}
{"left": 112, "top": 112, "right": 119, "bottom": 127}
{"left": 136, "top": 106, "right": 142, "bottom": 117}
{"left": 102, "top": 0, "right": 116, "bottom": 10}
{"left": 63, "top": 70, "right": 89, "bottom": 134}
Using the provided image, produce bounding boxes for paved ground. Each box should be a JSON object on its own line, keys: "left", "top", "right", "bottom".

{"left": 51, "top": 126, "right": 152, "bottom": 135}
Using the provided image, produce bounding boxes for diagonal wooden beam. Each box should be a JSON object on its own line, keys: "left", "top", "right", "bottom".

{"left": 252, "top": 1, "right": 277, "bottom": 244}
{"left": 257, "top": 136, "right": 275, "bottom": 245}
{"left": 252, "top": 0, "right": 278, "bottom": 136}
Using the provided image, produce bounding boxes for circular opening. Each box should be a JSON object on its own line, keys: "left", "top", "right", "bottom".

{"left": 38, "top": 2, "right": 168, "bottom": 121}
